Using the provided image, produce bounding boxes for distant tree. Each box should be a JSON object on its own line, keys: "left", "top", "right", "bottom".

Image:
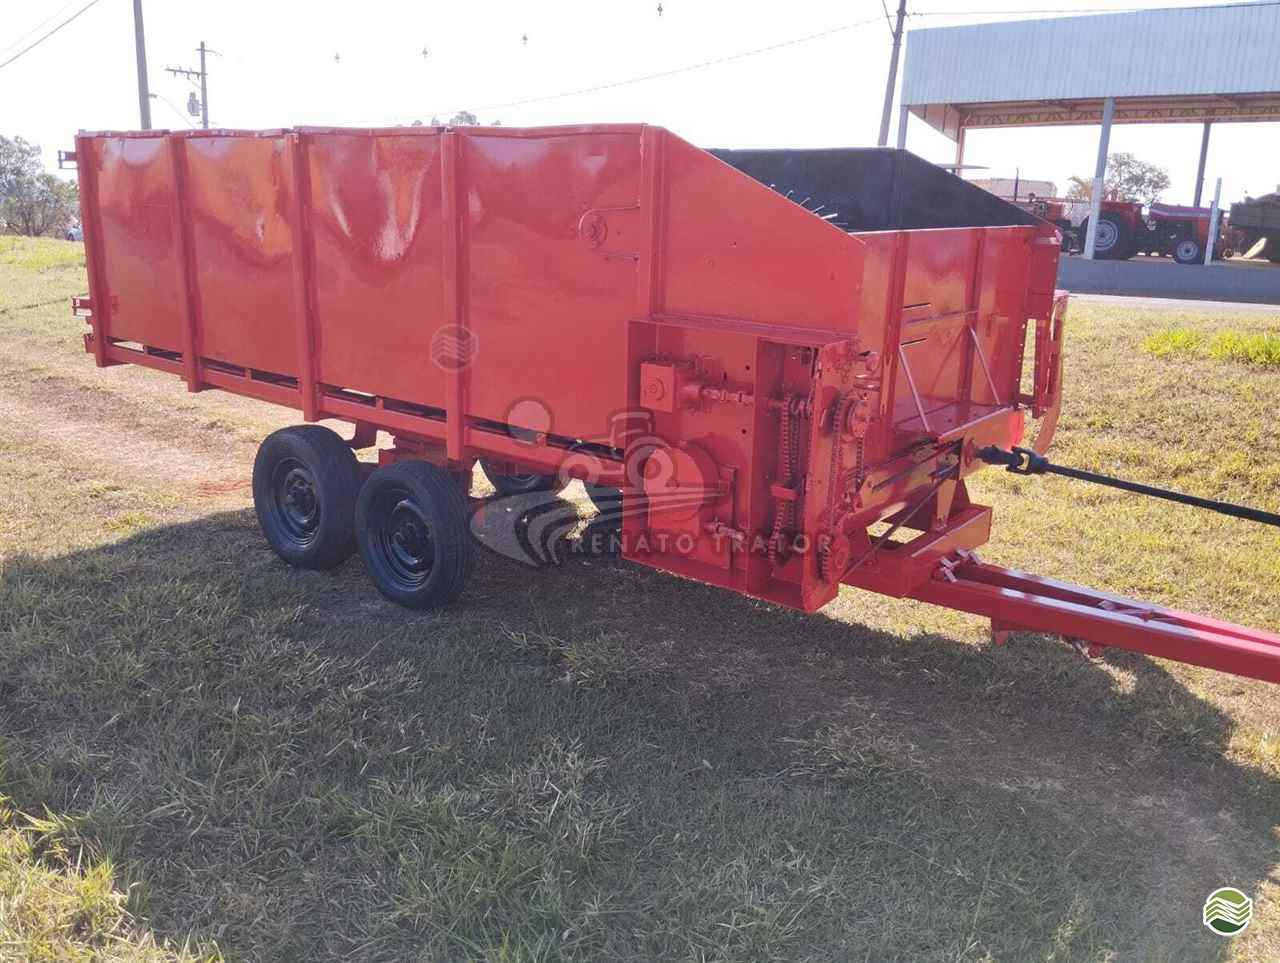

{"left": 448, "top": 110, "right": 480, "bottom": 126}
{"left": 1066, "top": 153, "right": 1171, "bottom": 205}
{"left": 4, "top": 172, "right": 78, "bottom": 237}
{"left": 1065, "top": 175, "right": 1092, "bottom": 201}
{"left": 1, "top": 135, "right": 79, "bottom": 236}
{"left": 0, "top": 135, "right": 41, "bottom": 198}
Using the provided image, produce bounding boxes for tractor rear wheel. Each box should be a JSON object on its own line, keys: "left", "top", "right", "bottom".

{"left": 1173, "top": 237, "right": 1204, "bottom": 265}
{"left": 253, "top": 425, "right": 363, "bottom": 569}
{"left": 356, "top": 461, "right": 475, "bottom": 609}
{"left": 1079, "top": 212, "right": 1130, "bottom": 259}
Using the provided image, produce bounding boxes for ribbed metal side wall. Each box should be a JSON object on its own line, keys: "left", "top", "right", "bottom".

{"left": 902, "top": 3, "right": 1280, "bottom": 105}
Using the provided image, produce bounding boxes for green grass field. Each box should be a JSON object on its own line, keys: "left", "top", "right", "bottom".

{"left": 1, "top": 235, "right": 1279, "bottom": 961}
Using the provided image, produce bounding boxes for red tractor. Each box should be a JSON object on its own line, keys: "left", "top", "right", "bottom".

{"left": 1079, "top": 200, "right": 1232, "bottom": 264}
{"left": 1013, "top": 197, "right": 1075, "bottom": 251}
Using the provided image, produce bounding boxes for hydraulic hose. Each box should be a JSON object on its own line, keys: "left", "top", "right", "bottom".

{"left": 977, "top": 446, "right": 1280, "bottom": 529}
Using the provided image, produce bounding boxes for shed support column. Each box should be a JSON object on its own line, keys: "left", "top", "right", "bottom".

{"left": 1193, "top": 121, "right": 1212, "bottom": 207}
{"left": 1083, "top": 96, "right": 1115, "bottom": 261}
{"left": 954, "top": 126, "right": 966, "bottom": 170}
{"left": 896, "top": 105, "right": 908, "bottom": 151}
{"left": 1205, "top": 177, "right": 1223, "bottom": 266}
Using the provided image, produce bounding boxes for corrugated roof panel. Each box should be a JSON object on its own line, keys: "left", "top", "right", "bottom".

{"left": 902, "top": 2, "right": 1280, "bottom": 106}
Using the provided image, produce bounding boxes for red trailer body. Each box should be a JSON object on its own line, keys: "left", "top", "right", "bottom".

{"left": 72, "top": 124, "right": 1280, "bottom": 684}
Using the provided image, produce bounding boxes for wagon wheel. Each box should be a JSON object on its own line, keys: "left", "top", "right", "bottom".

{"left": 479, "top": 459, "right": 565, "bottom": 497}
{"left": 252, "top": 425, "right": 363, "bottom": 569}
{"left": 1173, "top": 237, "right": 1204, "bottom": 265}
{"left": 356, "top": 461, "right": 475, "bottom": 609}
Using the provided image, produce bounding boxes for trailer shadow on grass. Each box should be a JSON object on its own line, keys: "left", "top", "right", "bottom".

{"left": 1, "top": 507, "right": 1276, "bottom": 962}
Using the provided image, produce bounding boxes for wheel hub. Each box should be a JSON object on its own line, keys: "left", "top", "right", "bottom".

{"left": 274, "top": 462, "right": 321, "bottom": 542}
{"left": 382, "top": 499, "right": 434, "bottom": 583}
{"left": 1095, "top": 220, "right": 1118, "bottom": 251}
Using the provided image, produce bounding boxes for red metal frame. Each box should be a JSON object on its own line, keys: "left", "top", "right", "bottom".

{"left": 915, "top": 553, "right": 1280, "bottom": 685}
{"left": 71, "top": 123, "right": 1279, "bottom": 684}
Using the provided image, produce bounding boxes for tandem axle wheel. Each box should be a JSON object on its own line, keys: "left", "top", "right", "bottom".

{"left": 252, "top": 425, "right": 363, "bottom": 569}
{"left": 355, "top": 461, "right": 476, "bottom": 609}
{"left": 252, "top": 426, "right": 478, "bottom": 610}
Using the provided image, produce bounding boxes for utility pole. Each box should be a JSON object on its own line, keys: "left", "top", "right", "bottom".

{"left": 877, "top": 0, "right": 908, "bottom": 147}
{"left": 198, "top": 42, "right": 209, "bottom": 129}
{"left": 133, "top": 0, "right": 152, "bottom": 129}
{"left": 166, "top": 43, "right": 215, "bottom": 129}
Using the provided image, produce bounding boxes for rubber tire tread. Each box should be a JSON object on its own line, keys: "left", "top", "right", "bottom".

{"left": 480, "top": 459, "right": 564, "bottom": 496}
{"left": 1173, "top": 238, "right": 1203, "bottom": 265}
{"left": 252, "top": 424, "right": 363, "bottom": 570}
{"left": 1088, "top": 212, "right": 1132, "bottom": 260}
{"left": 356, "top": 460, "right": 476, "bottom": 609}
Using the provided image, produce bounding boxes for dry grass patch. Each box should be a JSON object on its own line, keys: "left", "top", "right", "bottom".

{"left": 0, "top": 801, "right": 218, "bottom": 962}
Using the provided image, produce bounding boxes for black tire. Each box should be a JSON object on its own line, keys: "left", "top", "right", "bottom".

{"left": 479, "top": 459, "right": 563, "bottom": 497}
{"left": 1080, "top": 212, "right": 1130, "bottom": 260}
{"left": 356, "top": 461, "right": 475, "bottom": 609}
{"left": 1173, "top": 237, "right": 1204, "bottom": 265}
{"left": 1266, "top": 237, "right": 1280, "bottom": 264}
{"left": 252, "top": 425, "right": 363, "bottom": 569}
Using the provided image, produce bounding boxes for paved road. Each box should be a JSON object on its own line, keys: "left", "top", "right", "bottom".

{"left": 1070, "top": 292, "right": 1280, "bottom": 314}
{"left": 1127, "top": 254, "right": 1278, "bottom": 271}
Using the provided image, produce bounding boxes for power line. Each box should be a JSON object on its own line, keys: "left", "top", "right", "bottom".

{"left": 879, "top": 0, "right": 896, "bottom": 38}
{"left": 165, "top": 43, "right": 216, "bottom": 129}
{"left": 0, "top": 0, "right": 106, "bottom": 71}
{"left": 150, "top": 93, "right": 197, "bottom": 129}
{"left": 385, "top": 17, "right": 884, "bottom": 123}
{"left": 0, "top": 0, "right": 87, "bottom": 59}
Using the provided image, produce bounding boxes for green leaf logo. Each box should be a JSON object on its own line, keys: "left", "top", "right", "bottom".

{"left": 1203, "top": 887, "right": 1253, "bottom": 936}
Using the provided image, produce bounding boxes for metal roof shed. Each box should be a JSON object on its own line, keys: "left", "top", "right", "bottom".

{"left": 897, "top": 2, "right": 1280, "bottom": 257}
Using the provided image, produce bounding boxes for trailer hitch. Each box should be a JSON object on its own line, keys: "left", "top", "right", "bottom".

{"left": 977, "top": 446, "right": 1280, "bottom": 529}
{"left": 914, "top": 551, "right": 1280, "bottom": 684}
